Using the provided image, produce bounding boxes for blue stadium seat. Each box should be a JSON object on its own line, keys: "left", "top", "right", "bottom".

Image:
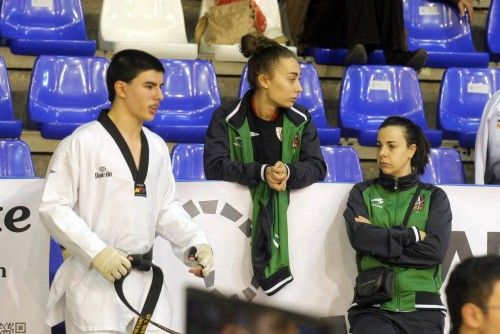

{"left": 421, "top": 148, "right": 465, "bottom": 184}
{"left": 321, "top": 146, "right": 363, "bottom": 183}
{"left": 145, "top": 59, "right": 220, "bottom": 143}
{"left": 0, "top": 139, "right": 34, "bottom": 177}
{"left": 28, "top": 55, "right": 110, "bottom": 139}
{"left": 238, "top": 62, "right": 341, "bottom": 145}
{"left": 0, "top": 57, "right": 21, "bottom": 138}
{"left": 438, "top": 68, "right": 500, "bottom": 148}
{"left": 304, "top": 48, "right": 386, "bottom": 67}
{"left": 486, "top": 0, "right": 500, "bottom": 61}
{"left": 403, "top": 0, "right": 489, "bottom": 68}
{"left": 49, "top": 239, "right": 64, "bottom": 287}
{"left": 339, "top": 65, "right": 442, "bottom": 147}
{"left": 0, "top": 0, "right": 96, "bottom": 56}
{"left": 171, "top": 144, "right": 206, "bottom": 181}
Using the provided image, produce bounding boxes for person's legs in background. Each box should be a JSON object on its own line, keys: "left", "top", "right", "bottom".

{"left": 344, "top": 0, "right": 427, "bottom": 71}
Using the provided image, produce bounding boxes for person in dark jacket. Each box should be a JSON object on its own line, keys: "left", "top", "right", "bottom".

{"left": 204, "top": 33, "right": 326, "bottom": 296}
{"left": 344, "top": 116, "right": 452, "bottom": 334}
{"left": 300, "top": 0, "right": 473, "bottom": 71}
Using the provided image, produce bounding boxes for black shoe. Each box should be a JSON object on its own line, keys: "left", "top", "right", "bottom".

{"left": 345, "top": 44, "right": 368, "bottom": 66}
{"left": 386, "top": 49, "right": 428, "bottom": 71}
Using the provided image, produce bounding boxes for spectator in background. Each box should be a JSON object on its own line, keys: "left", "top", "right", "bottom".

{"left": 446, "top": 255, "right": 500, "bottom": 334}
{"left": 300, "top": 0, "right": 474, "bottom": 71}
{"left": 204, "top": 33, "right": 326, "bottom": 296}
{"left": 474, "top": 91, "right": 500, "bottom": 184}
{"left": 344, "top": 116, "right": 452, "bottom": 334}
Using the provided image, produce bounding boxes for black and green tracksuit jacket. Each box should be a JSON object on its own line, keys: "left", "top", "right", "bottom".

{"left": 204, "top": 91, "right": 326, "bottom": 295}
{"left": 344, "top": 171, "right": 452, "bottom": 312}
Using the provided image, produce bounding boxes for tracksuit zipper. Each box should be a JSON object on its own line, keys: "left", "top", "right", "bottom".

{"left": 394, "top": 178, "right": 400, "bottom": 311}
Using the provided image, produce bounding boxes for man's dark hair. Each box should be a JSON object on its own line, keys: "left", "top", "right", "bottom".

{"left": 106, "top": 49, "right": 164, "bottom": 102}
{"left": 446, "top": 255, "right": 500, "bottom": 333}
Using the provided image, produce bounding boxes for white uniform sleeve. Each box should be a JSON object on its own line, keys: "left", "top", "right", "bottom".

{"left": 155, "top": 152, "right": 210, "bottom": 264}
{"left": 39, "top": 139, "right": 107, "bottom": 268}
{"left": 475, "top": 92, "right": 500, "bottom": 184}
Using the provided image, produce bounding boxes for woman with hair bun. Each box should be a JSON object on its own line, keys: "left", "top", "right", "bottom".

{"left": 204, "top": 34, "right": 326, "bottom": 295}
{"left": 344, "top": 116, "right": 452, "bottom": 334}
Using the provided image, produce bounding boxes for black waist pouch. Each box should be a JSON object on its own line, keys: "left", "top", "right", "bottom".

{"left": 354, "top": 267, "right": 394, "bottom": 307}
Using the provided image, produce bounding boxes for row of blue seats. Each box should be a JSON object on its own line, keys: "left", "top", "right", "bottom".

{"left": 0, "top": 139, "right": 465, "bottom": 185}
{"left": 306, "top": 0, "right": 500, "bottom": 67}
{"left": 0, "top": 0, "right": 499, "bottom": 67}
{"left": 0, "top": 55, "right": 497, "bottom": 149}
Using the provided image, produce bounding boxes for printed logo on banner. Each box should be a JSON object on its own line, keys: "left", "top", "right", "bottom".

{"left": 182, "top": 199, "right": 258, "bottom": 301}
{"left": 0, "top": 322, "right": 27, "bottom": 333}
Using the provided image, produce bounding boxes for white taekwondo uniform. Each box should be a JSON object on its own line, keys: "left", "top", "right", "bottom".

{"left": 39, "top": 112, "right": 209, "bottom": 332}
{"left": 475, "top": 90, "right": 500, "bottom": 184}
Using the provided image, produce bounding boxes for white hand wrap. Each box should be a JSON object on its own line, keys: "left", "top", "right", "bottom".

{"left": 91, "top": 247, "right": 131, "bottom": 282}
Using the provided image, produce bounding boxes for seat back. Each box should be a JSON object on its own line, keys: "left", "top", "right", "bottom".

{"left": 438, "top": 68, "right": 500, "bottom": 146}
{"left": 403, "top": 0, "right": 474, "bottom": 52}
{"left": 239, "top": 62, "right": 329, "bottom": 128}
{"left": 99, "top": 0, "right": 189, "bottom": 48}
{"left": 171, "top": 144, "right": 206, "bottom": 181}
{"left": 29, "top": 55, "right": 110, "bottom": 125}
{"left": 487, "top": 0, "right": 500, "bottom": 59}
{"left": 0, "top": 56, "right": 21, "bottom": 138}
{"left": 0, "top": 139, "right": 35, "bottom": 177}
{"left": 321, "top": 146, "right": 363, "bottom": 183}
{"left": 147, "top": 59, "right": 220, "bottom": 127}
{"left": 0, "top": 57, "right": 15, "bottom": 121}
{"left": 0, "top": 0, "right": 88, "bottom": 40}
{"left": 421, "top": 148, "right": 465, "bottom": 184}
{"left": 340, "top": 65, "right": 427, "bottom": 132}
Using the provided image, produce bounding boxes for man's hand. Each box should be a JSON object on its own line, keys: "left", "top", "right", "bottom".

{"left": 91, "top": 247, "right": 131, "bottom": 282}
{"left": 187, "top": 244, "right": 213, "bottom": 277}
{"left": 456, "top": 0, "right": 473, "bottom": 22}
{"left": 265, "top": 161, "right": 289, "bottom": 191}
{"left": 419, "top": 230, "right": 427, "bottom": 241}
{"left": 354, "top": 216, "right": 371, "bottom": 224}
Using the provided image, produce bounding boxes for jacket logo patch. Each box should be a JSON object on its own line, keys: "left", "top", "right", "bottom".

{"left": 95, "top": 166, "right": 112, "bottom": 179}
{"left": 413, "top": 195, "right": 425, "bottom": 212}
{"left": 292, "top": 134, "right": 300, "bottom": 150}
{"left": 371, "top": 198, "right": 384, "bottom": 208}
{"left": 275, "top": 127, "right": 283, "bottom": 142}
{"left": 233, "top": 136, "right": 242, "bottom": 147}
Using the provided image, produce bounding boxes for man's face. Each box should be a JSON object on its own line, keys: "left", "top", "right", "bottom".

{"left": 121, "top": 69, "right": 164, "bottom": 122}
{"left": 478, "top": 281, "right": 500, "bottom": 334}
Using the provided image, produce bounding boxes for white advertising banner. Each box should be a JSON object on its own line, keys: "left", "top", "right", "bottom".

{"left": 1, "top": 180, "right": 500, "bottom": 334}
{"left": 0, "top": 179, "right": 50, "bottom": 334}
{"left": 156, "top": 182, "right": 500, "bottom": 333}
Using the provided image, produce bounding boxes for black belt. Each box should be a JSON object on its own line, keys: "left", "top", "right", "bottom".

{"left": 114, "top": 248, "right": 181, "bottom": 334}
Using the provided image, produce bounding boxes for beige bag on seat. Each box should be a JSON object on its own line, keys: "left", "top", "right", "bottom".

{"left": 195, "top": 0, "right": 258, "bottom": 45}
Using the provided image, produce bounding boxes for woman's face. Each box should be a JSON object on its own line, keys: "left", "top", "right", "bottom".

{"left": 377, "top": 125, "right": 416, "bottom": 178}
{"left": 258, "top": 57, "right": 302, "bottom": 108}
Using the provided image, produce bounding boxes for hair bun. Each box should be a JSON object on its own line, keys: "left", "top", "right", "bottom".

{"left": 240, "top": 34, "right": 276, "bottom": 58}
